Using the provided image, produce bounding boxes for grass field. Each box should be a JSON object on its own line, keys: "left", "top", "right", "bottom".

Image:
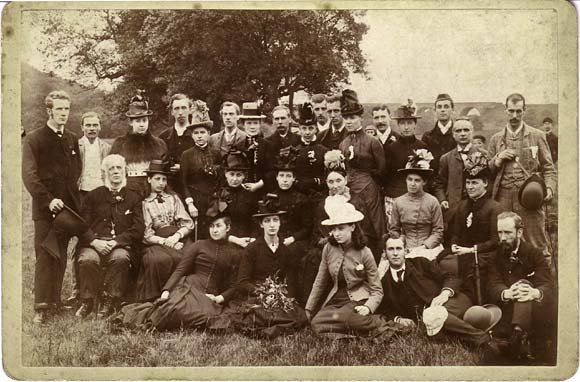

{"left": 19, "top": 189, "right": 489, "bottom": 368}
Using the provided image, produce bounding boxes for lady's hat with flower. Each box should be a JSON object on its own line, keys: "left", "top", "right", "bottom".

{"left": 406, "top": 149, "right": 434, "bottom": 170}
{"left": 324, "top": 150, "right": 346, "bottom": 172}
{"left": 463, "top": 150, "right": 491, "bottom": 179}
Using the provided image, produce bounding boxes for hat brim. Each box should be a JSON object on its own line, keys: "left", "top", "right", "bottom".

{"left": 187, "top": 121, "right": 214, "bottom": 130}
{"left": 341, "top": 106, "right": 364, "bottom": 117}
{"left": 321, "top": 212, "right": 364, "bottom": 226}
{"left": 518, "top": 174, "right": 547, "bottom": 210}
{"left": 397, "top": 168, "right": 433, "bottom": 177}
{"left": 224, "top": 166, "right": 250, "bottom": 171}
{"left": 482, "top": 304, "right": 503, "bottom": 332}
{"left": 239, "top": 115, "right": 266, "bottom": 120}
{"left": 54, "top": 204, "right": 89, "bottom": 235}
{"left": 126, "top": 111, "right": 154, "bottom": 118}
{"left": 145, "top": 170, "right": 174, "bottom": 176}
{"left": 253, "top": 210, "right": 287, "bottom": 218}
{"left": 392, "top": 116, "right": 422, "bottom": 120}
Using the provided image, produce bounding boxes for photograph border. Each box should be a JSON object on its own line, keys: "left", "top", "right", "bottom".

{"left": 2, "top": 1, "right": 578, "bottom": 380}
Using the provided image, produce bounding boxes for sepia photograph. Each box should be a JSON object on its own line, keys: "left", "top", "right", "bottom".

{"left": 2, "top": 1, "right": 578, "bottom": 380}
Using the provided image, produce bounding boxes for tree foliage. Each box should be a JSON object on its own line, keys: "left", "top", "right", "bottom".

{"left": 35, "top": 9, "right": 369, "bottom": 125}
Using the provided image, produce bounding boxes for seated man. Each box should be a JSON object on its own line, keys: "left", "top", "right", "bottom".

{"left": 377, "top": 236, "right": 500, "bottom": 351}
{"left": 487, "top": 212, "right": 554, "bottom": 361}
{"left": 76, "top": 154, "right": 145, "bottom": 318}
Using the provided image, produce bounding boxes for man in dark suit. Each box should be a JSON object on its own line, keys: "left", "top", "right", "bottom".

{"left": 265, "top": 105, "right": 301, "bottom": 154}
{"left": 487, "top": 212, "right": 554, "bottom": 361}
{"left": 22, "top": 90, "right": 82, "bottom": 324}
{"left": 372, "top": 104, "right": 400, "bottom": 149}
{"left": 421, "top": 93, "right": 457, "bottom": 176}
{"left": 209, "top": 101, "right": 248, "bottom": 159}
{"left": 377, "top": 236, "right": 499, "bottom": 349}
{"left": 316, "top": 94, "right": 347, "bottom": 150}
{"left": 542, "top": 117, "right": 558, "bottom": 164}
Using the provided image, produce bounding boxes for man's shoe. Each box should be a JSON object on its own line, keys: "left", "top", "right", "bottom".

{"left": 509, "top": 326, "right": 535, "bottom": 361}
{"left": 63, "top": 294, "right": 79, "bottom": 309}
{"left": 97, "top": 297, "right": 113, "bottom": 319}
{"left": 32, "top": 311, "right": 47, "bottom": 325}
{"left": 75, "top": 300, "right": 94, "bottom": 318}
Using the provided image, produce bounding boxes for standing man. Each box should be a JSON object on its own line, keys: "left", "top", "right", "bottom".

{"left": 78, "top": 111, "right": 111, "bottom": 198}
{"left": 433, "top": 118, "right": 487, "bottom": 239}
{"left": 209, "top": 101, "right": 248, "bottom": 159}
{"left": 542, "top": 117, "right": 558, "bottom": 165}
{"left": 317, "top": 94, "right": 347, "bottom": 150}
{"left": 311, "top": 94, "right": 330, "bottom": 132}
{"left": 266, "top": 105, "right": 301, "bottom": 154}
{"left": 488, "top": 93, "right": 556, "bottom": 260}
{"left": 372, "top": 104, "right": 400, "bottom": 149}
{"left": 421, "top": 93, "right": 457, "bottom": 176}
{"left": 22, "top": 90, "right": 82, "bottom": 324}
{"left": 159, "top": 94, "right": 195, "bottom": 195}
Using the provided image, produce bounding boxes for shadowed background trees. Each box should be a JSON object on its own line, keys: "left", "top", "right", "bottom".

{"left": 31, "top": 9, "right": 368, "bottom": 134}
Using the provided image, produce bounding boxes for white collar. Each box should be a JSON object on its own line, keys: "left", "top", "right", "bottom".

{"left": 301, "top": 135, "right": 316, "bottom": 145}
{"left": 174, "top": 124, "right": 187, "bottom": 137}
{"left": 81, "top": 135, "right": 99, "bottom": 145}
{"left": 331, "top": 121, "right": 345, "bottom": 133}
{"left": 196, "top": 142, "right": 208, "bottom": 149}
{"left": 47, "top": 121, "right": 64, "bottom": 135}
{"left": 376, "top": 127, "right": 392, "bottom": 144}
{"left": 224, "top": 127, "right": 238, "bottom": 139}
{"left": 457, "top": 143, "right": 472, "bottom": 153}
{"left": 438, "top": 120, "right": 452, "bottom": 134}
{"left": 390, "top": 264, "right": 406, "bottom": 281}
{"left": 507, "top": 123, "right": 524, "bottom": 137}
{"left": 317, "top": 120, "right": 330, "bottom": 130}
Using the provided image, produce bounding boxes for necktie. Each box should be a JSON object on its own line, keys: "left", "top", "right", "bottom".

{"left": 156, "top": 193, "right": 165, "bottom": 203}
{"left": 396, "top": 269, "right": 404, "bottom": 283}
{"left": 56, "top": 130, "right": 63, "bottom": 138}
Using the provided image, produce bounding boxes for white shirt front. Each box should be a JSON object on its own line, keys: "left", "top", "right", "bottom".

{"left": 317, "top": 120, "right": 331, "bottom": 132}
{"left": 377, "top": 127, "right": 393, "bottom": 145}
{"left": 80, "top": 137, "right": 104, "bottom": 191}
{"left": 224, "top": 127, "right": 239, "bottom": 143}
{"left": 390, "top": 264, "right": 406, "bottom": 282}
{"left": 457, "top": 143, "right": 473, "bottom": 162}
{"left": 174, "top": 125, "right": 187, "bottom": 137}
{"left": 438, "top": 120, "right": 453, "bottom": 135}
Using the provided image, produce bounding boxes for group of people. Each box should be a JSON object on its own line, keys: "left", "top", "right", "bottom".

{"left": 22, "top": 88, "right": 557, "bottom": 363}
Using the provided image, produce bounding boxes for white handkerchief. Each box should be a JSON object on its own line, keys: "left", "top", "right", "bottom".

{"left": 529, "top": 145, "right": 538, "bottom": 159}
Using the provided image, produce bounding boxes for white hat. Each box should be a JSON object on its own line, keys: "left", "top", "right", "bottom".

{"left": 321, "top": 195, "right": 364, "bottom": 226}
{"left": 422, "top": 306, "right": 448, "bottom": 336}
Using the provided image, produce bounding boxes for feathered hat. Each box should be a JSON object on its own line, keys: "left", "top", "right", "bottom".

{"left": 463, "top": 151, "right": 491, "bottom": 180}
{"left": 324, "top": 149, "right": 347, "bottom": 176}
{"left": 340, "top": 89, "right": 364, "bottom": 117}
{"left": 126, "top": 90, "right": 153, "bottom": 118}
{"left": 397, "top": 149, "right": 434, "bottom": 178}
{"left": 188, "top": 99, "right": 213, "bottom": 130}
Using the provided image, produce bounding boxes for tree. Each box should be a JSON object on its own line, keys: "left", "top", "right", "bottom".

{"left": 34, "top": 9, "right": 369, "bottom": 128}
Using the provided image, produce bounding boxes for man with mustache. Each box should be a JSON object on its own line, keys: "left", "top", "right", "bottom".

{"left": 311, "top": 94, "right": 330, "bottom": 132}
{"left": 78, "top": 111, "right": 111, "bottom": 198}
{"left": 487, "top": 212, "right": 554, "bottom": 361}
{"left": 372, "top": 104, "right": 400, "bottom": 150}
{"left": 488, "top": 93, "right": 556, "bottom": 264}
{"left": 317, "top": 94, "right": 347, "bottom": 150}
{"left": 265, "top": 105, "right": 301, "bottom": 154}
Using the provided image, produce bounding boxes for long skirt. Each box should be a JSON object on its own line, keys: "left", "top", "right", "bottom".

{"left": 113, "top": 273, "right": 223, "bottom": 332}
{"left": 216, "top": 297, "right": 308, "bottom": 339}
{"left": 136, "top": 245, "right": 183, "bottom": 302}
{"left": 311, "top": 289, "right": 400, "bottom": 340}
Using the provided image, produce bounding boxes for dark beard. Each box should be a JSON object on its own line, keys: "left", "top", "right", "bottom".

{"left": 500, "top": 241, "right": 515, "bottom": 256}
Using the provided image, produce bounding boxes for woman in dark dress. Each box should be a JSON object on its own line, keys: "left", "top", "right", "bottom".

{"left": 114, "top": 210, "right": 242, "bottom": 331}
{"left": 136, "top": 161, "right": 194, "bottom": 302}
{"left": 180, "top": 113, "right": 221, "bottom": 240}
{"left": 305, "top": 197, "right": 390, "bottom": 339}
{"left": 218, "top": 151, "right": 259, "bottom": 248}
{"left": 230, "top": 197, "right": 307, "bottom": 338}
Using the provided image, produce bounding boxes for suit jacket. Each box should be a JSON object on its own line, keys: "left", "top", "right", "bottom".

{"left": 209, "top": 128, "right": 248, "bottom": 159}
{"left": 77, "top": 136, "right": 112, "bottom": 189}
{"left": 378, "top": 257, "right": 461, "bottom": 320}
{"left": 421, "top": 122, "right": 456, "bottom": 173}
{"left": 488, "top": 123, "right": 557, "bottom": 199}
{"left": 433, "top": 146, "right": 488, "bottom": 207}
{"left": 79, "top": 186, "right": 145, "bottom": 247}
{"left": 158, "top": 127, "right": 195, "bottom": 166}
{"left": 545, "top": 131, "right": 558, "bottom": 164}
{"left": 317, "top": 126, "right": 347, "bottom": 150}
{"left": 377, "top": 129, "right": 401, "bottom": 152}
{"left": 487, "top": 241, "right": 553, "bottom": 304}
{"left": 22, "top": 125, "right": 82, "bottom": 220}
{"left": 305, "top": 243, "right": 383, "bottom": 314}
{"left": 265, "top": 131, "right": 301, "bottom": 154}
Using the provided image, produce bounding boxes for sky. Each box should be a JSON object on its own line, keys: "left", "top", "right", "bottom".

{"left": 350, "top": 9, "right": 558, "bottom": 104}
{"left": 22, "top": 7, "right": 559, "bottom": 104}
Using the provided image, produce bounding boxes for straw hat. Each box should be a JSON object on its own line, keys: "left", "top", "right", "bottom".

{"left": 321, "top": 195, "right": 364, "bottom": 226}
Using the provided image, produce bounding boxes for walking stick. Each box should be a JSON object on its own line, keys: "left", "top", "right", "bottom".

{"left": 474, "top": 246, "right": 482, "bottom": 306}
{"left": 194, "top": 219, "right": 198, "bottom": 242}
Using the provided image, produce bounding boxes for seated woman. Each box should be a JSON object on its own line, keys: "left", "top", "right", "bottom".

{"left": 388, "top": 149, "right": 444, "bottom": 261}
{"left": 306, "top": 197, "right": 389, "bottom": 339}
{"left": 232, "top": 196, "right": 307, "bottom": 338}
{"left": 438, "top": 152, "right": 503, "bottom": 305}
{"left": 218, "top": 150, "right": 259, "bottom": 248}
{"left": 136, "top": 160, "right": 194, "bottom": 302}
{"left": 114, "top": 206, "right": 242, "bottom": 331}
{"left": 302, "top": 150, "right": 377, "bottom": 305}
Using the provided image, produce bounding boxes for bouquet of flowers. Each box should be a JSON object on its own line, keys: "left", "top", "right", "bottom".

{"left": 324, "top": 150, "right": 346, "bottom": 172}
{"left": 406, "top": 149, "right": 434, "bottom": 169}
{"left": 254, "top": 273, "right": 297, "bottom": 313}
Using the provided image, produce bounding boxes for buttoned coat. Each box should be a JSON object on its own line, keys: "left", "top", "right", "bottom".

{"left": 433, "top": 146, "right": 488, "bottom": 206}
{"left": 421, "top": 122, "right": 456, "bottom": 173}
{"left": 488, "top": 123, "right": 557, "bottom": 199}
{"left": 209, "top": 129, "right": 248, "bottom": 159}
{"left": 305, "top": 243, "right": 383, "bottom": 314}
{"left": 316, "top": 126, "right": 348, "bottom": 150}
{"left": 378, "top": 257, "right": 461, "bottom": 320}
{"left": 22, "top": 125, "right": 82, "bottom": 220}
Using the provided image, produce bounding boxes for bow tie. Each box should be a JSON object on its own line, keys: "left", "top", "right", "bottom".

{"left": 156, "top": 193, "right": 165, "bottom": 203}
{"left": 458, "top": 148, "right": 469, "bottom": 154}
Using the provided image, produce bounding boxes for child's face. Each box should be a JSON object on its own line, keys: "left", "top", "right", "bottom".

{"left": 472, "top": 138, "right": 484, "bottom": 149}
{"left": 148, "top": 174, "right": 168, "bottom": 193}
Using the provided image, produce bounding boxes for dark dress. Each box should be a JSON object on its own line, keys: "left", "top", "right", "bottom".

{"left": 293, "top": 140, "right": 329, "bottom": 196}
{"left": 114, "top": 239, "right": 241, "bottom": 331}
{"left": 235, "top": 134, "right": 276, "bottom": 192}
{"left": 383, "top": 135, "right": 428, "bottom": 198}
{"left": 227, "top": 238, "right": 307, "bottom": 338}
{"left": 180, "top": 144, "right": 221, "bottom": 239}
{"left": 221, "top": 185, "right": 259, "bottom": 238}
{"left": 159, "top": 127, "right": 196, "bottom": 196}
